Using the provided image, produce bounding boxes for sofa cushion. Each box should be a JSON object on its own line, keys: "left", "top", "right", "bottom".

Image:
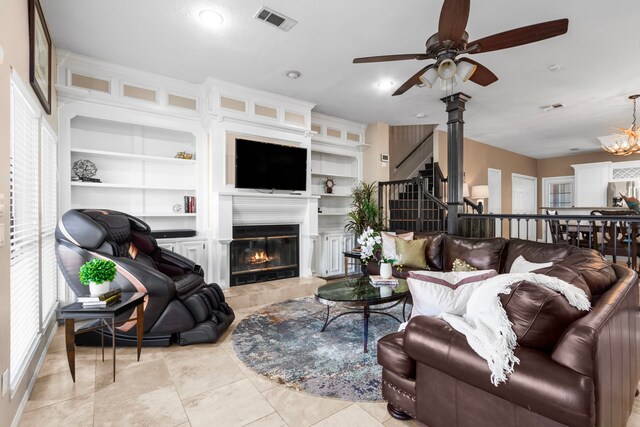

{"left": 558, "top": 247, "right": 617, "bottom": 296}
{"left": 377, "top": 332, "right": 415, "bottom": 379}
{"left": 532, "top": 263, "right": 592, "bottom": 302}
{"left": 408, "top": 270, "right": 498, "bottom": 317}
{"left": 503, "top": 239, "right": 572, "bottom": 273}
{"left": 396, "top": 238, "right": 428, "bottom": 269}
{"left": 499, "top": 281, "right": 587, "bottom": 351}
{"left": 443, "top": 235, "right": 507, "bottom": 272}
{"left": 411, "top": 231, "right": 445, "bottom": 271}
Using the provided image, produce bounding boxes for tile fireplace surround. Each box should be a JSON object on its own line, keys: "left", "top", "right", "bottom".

{"left": 211, "top": 192, "right": 319, "bottom": 289}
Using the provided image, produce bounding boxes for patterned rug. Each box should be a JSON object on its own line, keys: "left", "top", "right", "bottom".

{"left": 232, "top": 296, "right": 405, "bottom": 401}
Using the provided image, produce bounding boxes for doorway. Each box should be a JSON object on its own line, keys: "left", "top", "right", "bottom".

{"left": 488, "top": 168, "right": 502, "bottom": 237}
{"left": 512, "top": 174, "right": 537, "bottom": 240}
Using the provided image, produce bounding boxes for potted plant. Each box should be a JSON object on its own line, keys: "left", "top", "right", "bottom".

{"left": 79, "top": 258, "right": 117, "bottom": 296}
{"left": 357, "top": 227, "right": 401, "bottom": 279}
{"left": 345, "top": 181, "right": 384, "bottom": 239}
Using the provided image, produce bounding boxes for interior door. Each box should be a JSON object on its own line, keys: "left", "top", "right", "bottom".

{"left": 488, "top": 168, "right": 502, "bottom": 237}
{"left": 512, "top": 174, "right": 537, "bottom": 240}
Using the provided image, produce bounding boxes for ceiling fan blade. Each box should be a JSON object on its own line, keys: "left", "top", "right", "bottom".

{"left": 459, "top": 58, "right": 498, "bottom": 86}
{"left": 353, "top": 54, "right": 427, "bottom": 64}
{"left": 438, "top": 0, "right": 471, "bottom": 43}
{"left": 468, "top": 19, "right": 569, "bottom": 54}
{"left": 392, "top": 65, "right": 434, "bottom": 96}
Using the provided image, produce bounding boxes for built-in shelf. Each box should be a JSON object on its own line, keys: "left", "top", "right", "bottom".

{"left": 71, "top": 182, "right": 196, "bottom": 191}
{"left": 318, "top": 211, "right": 349, "bottom": 216}
{"left": 71, "top": 148, "right": 196, "bottom": 164}
{"left": 312, "top": 193, "right": 351, "bottom": 198}
{"left": 310, "top": 172, "right": 358, "bottom": 179}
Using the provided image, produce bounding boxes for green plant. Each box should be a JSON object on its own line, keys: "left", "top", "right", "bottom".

{"left": 345, "top": 181, "right": 384, "bottom": 236}
{"left": 79, "top": 259, "right": 117, "bottom": 285}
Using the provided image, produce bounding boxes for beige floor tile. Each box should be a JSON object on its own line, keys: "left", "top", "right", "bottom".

{"left": 94, "top": 385, "right": 188, "bottom": 427}
{"left": 383, "top": 416, "right": 420, "bottom": 427}
{"left": 357, "top": 401, "right": 392, "bottom": 423}
{"left": 20, "top": 393, "right": 94, "bottom": 427}
{"left": 164, "top": 344, "right": 245, "bottom": 399}
{"left": 262, "top": 386, "right": 350, "bottom": 427}
{"left": 183, "top": 378, "right": 274, "bottom": 427}
{"left": 232, "top": 357, "right": 278, "bottom": 393}
{"left": 311, "top": 404, "right": 385, "bottom": 427}
{"left": 245, "top": 412, "right": 288, "bottom": 427}
{"left": 94, "top": 357, "right": 173, "bottom": 404}
{"left": 26, "top": 363, "right": 96, "bottom": 412}
{"left": 47, "top": 333, "right": 67, "bottom": 354}
{"left": 37, "top": 347, "right": 96, "bottom": 379}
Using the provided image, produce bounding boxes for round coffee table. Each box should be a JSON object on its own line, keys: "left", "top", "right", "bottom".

{"left": 314, "top": 276, "right": 410, "bottom": 353}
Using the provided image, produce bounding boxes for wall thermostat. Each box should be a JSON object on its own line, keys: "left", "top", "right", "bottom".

{"left": 380, "top": 153, "right": 389, "bottom": 162}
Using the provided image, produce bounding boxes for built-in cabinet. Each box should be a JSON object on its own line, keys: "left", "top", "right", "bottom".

{"left": 310, "top": 113, "right": 366, "bottom": 278}
{"left": 157, "top": 238, "right": 208, "bottom": 268}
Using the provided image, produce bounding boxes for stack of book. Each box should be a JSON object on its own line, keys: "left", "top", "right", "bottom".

{"left": 184, "top": 196, "right": 196, "bottom": 213}
{"left": 77, "top": 289, "right": 122, "bottom": 308}
{"left": 369, "top": 275, "right": 399, "bottom": 287}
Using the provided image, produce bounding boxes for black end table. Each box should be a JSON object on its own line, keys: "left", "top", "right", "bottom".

{"left": 57, "top": 292, "right": 146, "bottom": 382}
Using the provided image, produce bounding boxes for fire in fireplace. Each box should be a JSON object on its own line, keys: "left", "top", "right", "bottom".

{"left": 230, "top": 224, "right": 299, "bottom": 286}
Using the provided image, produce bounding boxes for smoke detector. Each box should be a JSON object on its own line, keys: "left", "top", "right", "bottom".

{"left": 539, "top": 103, "right": 565, "bottom": 112}
{"left": 254, "top": 6, "right": 297, "bottom": 32}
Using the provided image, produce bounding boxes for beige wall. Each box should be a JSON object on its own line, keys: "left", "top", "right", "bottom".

{"left": 435, "top": 130, "right": 538, "bottom": 214}
{"left": 0, "top": 1, "right": 57, "bottom": 425}
{"left": 363, "top": 122, "right": 390, "bottom": 185}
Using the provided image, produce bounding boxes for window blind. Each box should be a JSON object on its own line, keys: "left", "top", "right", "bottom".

{"left": 9, "top": 79, "right": 41, "bottom": 384}
{"left": 40, "top": 123, "right": 58, "bottom": 321}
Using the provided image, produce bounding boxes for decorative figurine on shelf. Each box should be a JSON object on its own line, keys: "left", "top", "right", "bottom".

{"left": 324, "top": 177, "right": 335, "bottom": 194}
{"left": 173, "top": 203, "right": 183, "bottom": 213}
{"left": 175, "top": 151, "right": 194, "bottom": 160}
{"left": 72, "top": 159, "right": 101, "bottom": 182}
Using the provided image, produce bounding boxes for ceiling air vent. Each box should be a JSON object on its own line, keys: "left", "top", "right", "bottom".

{"left": 254, "top": 6, "right": 297, "bottom": 32}
{"left": 539, "top": 103, "right": 565, "bottom": 112}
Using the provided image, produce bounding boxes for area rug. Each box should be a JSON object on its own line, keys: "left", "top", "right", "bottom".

{"left": 232, "top": 296, "right": 405, "bottom": 401}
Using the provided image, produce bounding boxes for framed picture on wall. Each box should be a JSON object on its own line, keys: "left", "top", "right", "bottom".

{"left": 29, "top": 0, "right": 52, "bottom": 114}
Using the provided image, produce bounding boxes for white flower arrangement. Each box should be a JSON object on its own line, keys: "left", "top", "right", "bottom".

{"left": 356, "top": 227, "right": 401, "bottom": 265}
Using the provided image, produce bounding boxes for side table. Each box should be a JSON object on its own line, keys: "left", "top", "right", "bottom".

{"left": 57, "top": 292, "right": 146, "bottom": 382}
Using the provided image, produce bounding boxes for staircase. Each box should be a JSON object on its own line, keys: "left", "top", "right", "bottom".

{"left": 382, "top": 160, "right": 448, "bottom": 233}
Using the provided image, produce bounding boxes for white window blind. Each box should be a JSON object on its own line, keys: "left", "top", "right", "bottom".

{"left": 40, "top": 123, "right": 58, "bottom": 321}
{"left": 9, "top": 79, "right": 42, "bottom": 384}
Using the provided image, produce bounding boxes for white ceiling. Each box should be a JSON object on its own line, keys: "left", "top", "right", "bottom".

{"left": 41, "top": 0, "right": 640, "bottom": 159}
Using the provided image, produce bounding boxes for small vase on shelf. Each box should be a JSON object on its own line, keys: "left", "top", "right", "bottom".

{"left": 380, "top": 262, "right": 393, "bottom": 279}
{"left": 89, "top": 281, "right": 111, "bottom": 296}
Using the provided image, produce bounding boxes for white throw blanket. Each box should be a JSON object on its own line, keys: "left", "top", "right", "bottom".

{"left": 441, "top": 273, "right": 591, "bottom": 386}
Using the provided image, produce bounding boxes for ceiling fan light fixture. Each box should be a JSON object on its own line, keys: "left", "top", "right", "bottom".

{"left": 437, "top": 59, "right": 457, "bottom": 80}
{"left": 456, "top": 60, "right": 477, "bottom": 82}
{"left": 418, "top": 67, "right": 439, "bottom": 88}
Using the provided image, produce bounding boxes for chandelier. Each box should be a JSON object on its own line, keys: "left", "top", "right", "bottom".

{"left": 602, "top": 94, "right": 640, "bottom": 156}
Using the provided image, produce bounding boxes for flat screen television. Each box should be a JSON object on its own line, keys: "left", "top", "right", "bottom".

{"left": 235, "top": 139, "right": 307, "bottom": 191}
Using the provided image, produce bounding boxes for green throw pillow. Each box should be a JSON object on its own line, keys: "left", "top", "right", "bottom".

{"left": 395, "top": 238, "right": 428, "bottom": 269}
{"left": 452, "top": 258, "right": 477, "bottom": 272}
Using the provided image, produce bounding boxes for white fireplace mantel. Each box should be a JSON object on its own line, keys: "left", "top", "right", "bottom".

{"left": 209, "top": 192, "right": 319, "bottom": 288}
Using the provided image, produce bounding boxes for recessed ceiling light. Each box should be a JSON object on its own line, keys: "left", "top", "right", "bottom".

{"left": 569, "top": 148, "right": 580, "bottom": 151}
{"left": 286, "top": 70, "right": 301, "bottom": 79}
{"left": 548, "top": 64, "right": 563, "bottom": 71}
{"left": 377, "top": 80, "right": 394, "bottom": 90}
{"left": 199, "top": 10, "right": 224, "bottom": 27}
{"left": 415, "top": 113, "right": 426, "bottom": 118}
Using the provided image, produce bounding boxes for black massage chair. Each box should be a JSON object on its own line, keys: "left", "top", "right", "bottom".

{"left": 55, "top": 209, "right": 234, "bottom": 346}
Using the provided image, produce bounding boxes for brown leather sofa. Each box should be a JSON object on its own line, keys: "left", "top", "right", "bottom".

{"left": 375, "top": 233, "right": 640, "bottom": 427}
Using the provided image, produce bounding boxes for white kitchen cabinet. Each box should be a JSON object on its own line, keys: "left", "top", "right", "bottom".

{"left": 572, "top": 162, "right": 611, "bottom": 207}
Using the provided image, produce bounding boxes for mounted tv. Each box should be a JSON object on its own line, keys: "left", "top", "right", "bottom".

{"left": 235, "top": 139, "right": 307, "bottom": 191}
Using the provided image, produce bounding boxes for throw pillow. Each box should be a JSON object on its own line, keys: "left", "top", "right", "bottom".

{"left": 381, "top": 231, "right": 414, "bottom": 265}
{"left": 509, "top": 255, "right": 553, "bottom": 274}
{"left": 500, "top": 281, "right": 587, "bottom": 350}
{"left": 396, "top": 238, "right": 428, "bottom": 269}
{"left": 452, "top": 258, "right": 477, "bottom": 272}
{"left": 407, "top": 269, "right": 498, "bottom": 317}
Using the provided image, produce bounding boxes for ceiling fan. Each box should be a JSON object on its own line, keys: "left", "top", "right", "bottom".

{"left": 353, "top": 0, "right": 569, "bottom": 96}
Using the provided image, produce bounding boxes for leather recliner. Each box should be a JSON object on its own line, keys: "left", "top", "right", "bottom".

{"left": 56, "top": 209, "right": 234, "bottom": 346}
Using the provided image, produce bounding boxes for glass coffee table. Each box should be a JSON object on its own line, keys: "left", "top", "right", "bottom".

{"left": 314, "top": 276, "right": 410, "bottom": 353}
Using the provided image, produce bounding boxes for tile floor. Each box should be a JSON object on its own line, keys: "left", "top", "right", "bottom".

{"left": 18, "top": 277, "right": 640, "bottom": 427}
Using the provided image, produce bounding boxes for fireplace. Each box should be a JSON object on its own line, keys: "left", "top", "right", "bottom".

{"left": 230, "top": 224, "right": 299, "bottom": 286}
